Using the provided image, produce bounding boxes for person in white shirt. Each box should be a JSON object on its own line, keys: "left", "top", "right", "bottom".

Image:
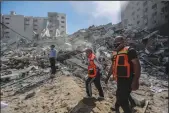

{"left": 49, "top": 45, "right": 57, "bottom": 77}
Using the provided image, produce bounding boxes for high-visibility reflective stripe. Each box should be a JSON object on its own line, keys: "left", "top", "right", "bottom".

{"left": 117, "top": 51, "right": 128, "bottom": 54}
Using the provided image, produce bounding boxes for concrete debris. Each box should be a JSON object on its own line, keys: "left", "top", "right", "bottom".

{"left": 130, "top": 93, "right": 146, "bottom": 108}
{"left": 150, "top": 86, "right": 168, "bottom": 93}
{"left": 1, "top": 101, "right": 8, "bottom": 109}
{"left": 24, "top": 91, "right": 35, "bottom": 100}
{"left": 1, "top": 22, "right": 168, "bottom": 113}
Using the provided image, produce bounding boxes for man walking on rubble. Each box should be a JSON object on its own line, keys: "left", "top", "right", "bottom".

{"left": 84, "top": 48, "right": 104, "bottom": 99}
{"left": 49, "top": 45, "right": 57, "bottom": 78}
{"left": 105, "top": 36, "right": 141, "bottom": 113}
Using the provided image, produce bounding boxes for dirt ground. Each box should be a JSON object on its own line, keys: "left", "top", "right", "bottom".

{"left": 1, "top": 72, "right": 168, "bottom": 113}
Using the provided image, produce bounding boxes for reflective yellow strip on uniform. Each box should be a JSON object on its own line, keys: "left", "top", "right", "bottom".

{"left": 117, "top": 51, "right": 128, "bottom": 54}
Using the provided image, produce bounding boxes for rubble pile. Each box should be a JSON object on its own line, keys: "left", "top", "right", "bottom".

{"left": 69, "top": 24, "right": 169, "bottom": 76}
{"left": 1, "top": 22, "right": 169, "bottom": 113}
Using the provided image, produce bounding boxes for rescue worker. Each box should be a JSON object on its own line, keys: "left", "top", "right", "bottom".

{"left": 84, "top": 48, "right": 104, "bottom": 99}
{"left": 105, "top": 36, "right": 141, "bottom": 113}
{"left": 49, "top": 45, "right": 57, "bottom": 77}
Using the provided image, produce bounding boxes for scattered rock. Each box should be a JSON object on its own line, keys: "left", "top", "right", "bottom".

{"left": 24, "top": 91, "right": 35, "bottom": 100}
{"left": 131, "top": 93, "right": 146, "bottom": 108}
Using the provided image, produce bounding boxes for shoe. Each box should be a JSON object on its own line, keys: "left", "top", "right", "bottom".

{"left": 110, "top": 107, "right": 120, "bottom": 113}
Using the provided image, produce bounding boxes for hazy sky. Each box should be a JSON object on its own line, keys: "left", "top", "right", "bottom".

{"left": 2, "top": 1, "right": 122, "bottom": 34}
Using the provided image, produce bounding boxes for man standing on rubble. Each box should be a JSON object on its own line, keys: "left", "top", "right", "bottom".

{"left": 105, "top": 36, "right": 141, "bottom": 113}
{"left": 84, "top": 48, "right": 104, "bottom": 99}
{"left": 49, "top": 45, "right": 57, "bottom": 78}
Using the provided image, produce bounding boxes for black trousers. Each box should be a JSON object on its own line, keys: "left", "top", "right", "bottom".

{"left": 115, "top": 81, "right": 135, "bottom": 113}
{"left": 85, "top": 70, "right": 104, "bottom": 97}
{"left": 49, "top": 57, "right": 56, "bottom": 74}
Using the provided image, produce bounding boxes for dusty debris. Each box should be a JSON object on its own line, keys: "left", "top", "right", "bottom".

{"left": 24, "top": 91, "right": 35, "bottom": 100}
{"left": 1, "top": 21, "right": 169, "bottom": 113}
{"left": 130, "top": 93, "right": 146, "bottom": 108}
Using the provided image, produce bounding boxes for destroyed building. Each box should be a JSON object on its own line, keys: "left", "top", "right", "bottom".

{"left": 121, "top": 1, "right": 169, "bottom": 35}
{"left": 1, "top": 11, "right": 67, "bottom": 40}
{"left": 1, "top": 2, "right": 169, "bottom": 113}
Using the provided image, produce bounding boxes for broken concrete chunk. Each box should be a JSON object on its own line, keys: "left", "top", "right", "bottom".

{"left": 130, "top": 93, "right": 146, "bottom": 108}
{"left": 24, "top": 91, "right": 35, "bottom": 100}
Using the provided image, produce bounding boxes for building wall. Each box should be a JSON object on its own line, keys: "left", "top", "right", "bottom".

{"left": 0, "top": 14, "right": 3, "bottom": 39}
{"left": 121, "top": 1, "right": 169, "bottom": 30}
{"left": 1, "top": 11, "right": 67, "bottom": 40}
{"left": 24, "top": 16, "right": 33, "bottom": 40}
{"left": 33, "top": 17, "right": 47, "bottom": 34}
{"left": 48, "top": 12, "right": 66, "bottom": 37}
{"left": 9, "top": 15, "right": 25, "bottom": 39}
{"left": 58, "top": 13, "right": 66, "bottom": 35}
{"left": 2, "top": 13, "right": 25, "bottom": 41}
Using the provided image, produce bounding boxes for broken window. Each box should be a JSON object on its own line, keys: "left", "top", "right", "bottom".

{"left": 152, "top": 20, "right": 157, "bottom": 24}
{"left": 164, "top": 5, "right": 169, "bottom": 12}
{"left": 144, "top": 8, "right": 148, "bottom": 12}
{"left": 25, "top": 18, "right": 30, "bottom": 21}
{"left": 152, "top": 12, "right": 157, "bottom": 17}
{"left": 137, "top": 21, "right": 140, "bottom": 24}
{"left": 50, "top": 30, "right": 53, "bottom": 32}
{"left": 61, "top": 16, "right": 65, "bottom": 19}
{"left": 61, "top": 21, "right": 65, "bottom": 23}
{"left": 165, "top": 15, "right": 168, "bottom": 19}
{"left": 161, "top": 7, "right": 165, "bottom": 13}
{"left": 152, "top": 4, "right": 157, "bottom": 9}
{"left": 61, "top": 26, "right": 65, "bottom": 28}
{"left": 143, "top": 1, "right": 147, "bottom": 6}
{"left": 33, "top": 19, "right": 38, "bottom": 22}
{"left": 137, "top": 8, "right": 140, "bottom": 11}
{"left": 5, "top": 18, "right": 10, "bottom": 20}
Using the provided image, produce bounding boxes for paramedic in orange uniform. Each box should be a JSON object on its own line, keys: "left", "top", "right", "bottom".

{"left": 105, "top": 36, "right": 141, "bottom": 113}
{"left": 85, "top": 49, "right": 104, "bottom": 99}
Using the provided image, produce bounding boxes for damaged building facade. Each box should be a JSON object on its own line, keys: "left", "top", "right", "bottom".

{"left": 1, "top": 11, "right": 67, "bottom": 40}
{"left": 121, "top": 1, "right": 169, "bottom": 35}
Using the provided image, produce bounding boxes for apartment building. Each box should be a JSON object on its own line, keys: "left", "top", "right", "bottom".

{"left": 120, "top": 1, "right": 169, "bottom": 30}
{"left": 48, "top": 12, "right": 66, "bottom": 36}
{"left": 2, "top": 11, "right": 25, "bottom": 40}
{"left": 33, "top": 17, "right": 47, "bottom": 34}
{"left": 1, "top": 11, "right": 67, "bottom": 39}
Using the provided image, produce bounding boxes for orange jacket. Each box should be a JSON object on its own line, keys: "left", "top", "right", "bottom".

{"left": 88, "top": 53, "right": 97, "bottom": 78}
{"left": 112, "top": 46, "right": 131, "bottom": 81}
